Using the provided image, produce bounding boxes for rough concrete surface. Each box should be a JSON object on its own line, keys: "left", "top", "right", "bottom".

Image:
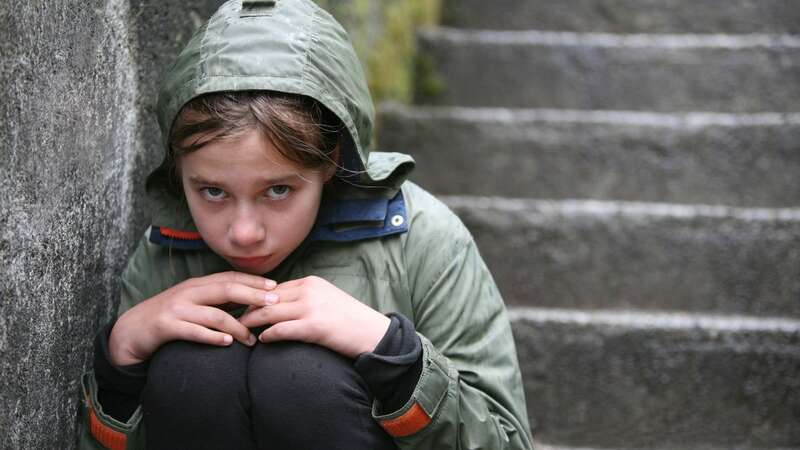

{"left": 0, "top": 1, "right": 222, "bottom": 448}
{"left": 377, "top": 104, "right": 800, "bottom": 207}
{"left": 444, "top": 196, "right": 800, "bottom": 318}
{"left": 511, "top": 308, "right": 800, "bottom": 448}
{"left": 442, "top": 0, "right": 800, "bottom": 33}
{"left": 416, "top": 29, "right": 800, "bottom": 112}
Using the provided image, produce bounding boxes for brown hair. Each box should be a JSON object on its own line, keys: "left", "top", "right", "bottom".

{"left": 169, "top": 91, "right": 344, "bottom": 174}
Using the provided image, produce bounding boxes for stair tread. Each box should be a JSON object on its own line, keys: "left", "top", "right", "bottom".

{"left": 441, "top": 0, "right": 800, "bottom": 34}
{"left": 508, "top": 306, "right": 800, "bottom": 333}
{"left": 441, "top": 195, "right": 800, "bottom": 221}
{"left": 414, "top": 28, "right": 800, "bottom": 112}
{"left": 380, "top": 102, "right": 800, "bottom": 126}
{"left": 437, "top": 196, "right": 800, "bottom": 317}
{"left": 420, "top": 27, "right": 800, "bottom": 48}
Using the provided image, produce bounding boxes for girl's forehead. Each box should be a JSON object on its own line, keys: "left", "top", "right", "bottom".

{"left": 179, "top": 129, "right": 318, "bottom": 184}
{"left": 183, "top": 129, "right": 286, "bottom": 165}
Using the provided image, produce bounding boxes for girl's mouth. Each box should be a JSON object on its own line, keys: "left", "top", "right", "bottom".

{"left": 229, "top": 255, "right": 270, "bottom": 269}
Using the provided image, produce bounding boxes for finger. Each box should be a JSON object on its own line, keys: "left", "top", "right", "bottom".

{"left": 240, "top": 304, "right": 259, "bottom": 316}
{"left": 238, "top": 301, "right": 306, "bottom": 328}
{"left": 274, "top": 275, "right": 330, "bottom": 289}
{"left": 272, "top": 275, "right": 331, "bottom": 302}
{"left": 235, "top": 304, "right": 272, "bottom": 321}
{"left": 269, "top": 283, "right": 306, "bottom": 303}
{"left": 184, "top": 306, "right": 257, "bottom": 346}
{"left": 184, "top": 282, "right": 279, "bottom": 308}
{"left": 275, "top": 277, "right": 306, "bottom": 289}
{"left": 185, "top": 271, "right": 277, "bottom": 291}
{"left": 169, "top": 321, "right": 236, "bottom": 347}
{"left": 259, "top": 320, "right": 306, "bottom": 343}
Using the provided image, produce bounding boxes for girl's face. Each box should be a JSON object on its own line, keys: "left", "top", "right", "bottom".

{"left": 180, "top": 128, "right": 332, "bottom": 275}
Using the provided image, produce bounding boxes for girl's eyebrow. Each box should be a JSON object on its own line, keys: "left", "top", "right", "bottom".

{"left": 187, "top": 173, "right": 301, "bottom": 186}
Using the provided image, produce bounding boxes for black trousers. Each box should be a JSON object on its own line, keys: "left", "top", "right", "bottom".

{"left": 142, "top": 340, "right": 397, "bottom": 450}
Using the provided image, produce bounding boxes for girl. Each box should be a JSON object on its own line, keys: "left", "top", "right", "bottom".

{"left": 79, "top": 0, "right": 533, "bottom": 449}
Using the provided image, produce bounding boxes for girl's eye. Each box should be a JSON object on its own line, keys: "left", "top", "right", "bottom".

{"left": 266, "top": 185, "right": 291, "bottom": 200}
{"left": 201, "top": 187, "right": 227, "bottom": 201}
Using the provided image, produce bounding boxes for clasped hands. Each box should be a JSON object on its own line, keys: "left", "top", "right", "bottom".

{"left": 108, "top": 272, "right": 390, "bottom": 366}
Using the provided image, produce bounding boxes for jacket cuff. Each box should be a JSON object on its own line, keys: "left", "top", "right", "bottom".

{"left": 94, "top": 320, "right": 149, "bottom": 388}
{"left": 353, "top": 313, "right": 423, "bottom": 414}
{"left": 371, "top": 333, "right": 455, "bottom": 438}
{"left": 93, "top": 320, "right": 148, "bottom": 424}
{"left": 81, "top": 372, "right": 145, "bottom": 450}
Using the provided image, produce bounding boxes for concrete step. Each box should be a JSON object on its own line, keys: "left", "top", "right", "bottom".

{"left": 377, "top": 104, "right": 800, "bottom": 208}
{"left": 510, "top": 307, "right": 800, "bottom": 449}
{"left": 415, "top": 28, "right": 800, "bottom": 112}
{"left": 442, "top": 0, "right": 800, "bottom": 34}
{"left": 440, "top": 196, "right": 800, "bottom": 317}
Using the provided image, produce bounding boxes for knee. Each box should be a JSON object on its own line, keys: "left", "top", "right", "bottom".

{"left": 248, "top": 342, "right": 396, "bottom": 450}
{"left": 144, "top": 340, "right": 250, "bottom": 411}
{"left": 248, "top": 341, "right": 371, "bottom": 413}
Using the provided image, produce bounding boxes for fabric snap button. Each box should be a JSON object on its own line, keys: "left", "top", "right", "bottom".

{"left": 391, "top": 215, "right": 404, "bottom": 227}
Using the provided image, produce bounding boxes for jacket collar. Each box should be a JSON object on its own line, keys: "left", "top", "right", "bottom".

{"left": 307, "top": 189, "right": 408, "bottom": 242}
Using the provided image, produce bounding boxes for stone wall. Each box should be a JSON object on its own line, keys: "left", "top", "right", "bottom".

{"left": 0, "top": 1, "right": 224, "bottom": 447}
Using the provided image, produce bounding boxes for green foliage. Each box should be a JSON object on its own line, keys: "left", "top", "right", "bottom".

{"left": 316, "top": 0, "right": 441, "bottom": 103}
{"left": 413, "top": 52, "right": 444, "bottom": 100}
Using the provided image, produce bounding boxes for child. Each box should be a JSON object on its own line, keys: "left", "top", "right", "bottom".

{"left": 79, "top": 0, "right": 533, "bottom": 449}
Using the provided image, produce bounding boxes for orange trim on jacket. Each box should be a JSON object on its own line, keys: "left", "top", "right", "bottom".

{"left": 379, "top": 402, "right": 432, "bottom": 437}
{"left": 88, "top": 407, "right": 127, "bottom": 450}
{"left": 159, "top": 227, "right": 202, "bottom": 240}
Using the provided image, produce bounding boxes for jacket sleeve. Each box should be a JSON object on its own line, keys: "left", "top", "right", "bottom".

{"left": 376, "top": 201, "right": 534, "bottom": 449}
{"left": 77, "top": 232, "right": 168, "bottom": 450}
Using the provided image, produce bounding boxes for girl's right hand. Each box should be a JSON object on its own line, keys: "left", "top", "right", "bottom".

{"left": 108, "top": 271, "right": 278, "bottom": 366}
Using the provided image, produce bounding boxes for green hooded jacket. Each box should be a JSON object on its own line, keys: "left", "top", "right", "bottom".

{"left": 78, "top": 1, "right": 533, "bottom": 448}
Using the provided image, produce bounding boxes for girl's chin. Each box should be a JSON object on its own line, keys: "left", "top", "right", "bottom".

{"left": 234, "top": 265, "right": 270, "bottom": 275}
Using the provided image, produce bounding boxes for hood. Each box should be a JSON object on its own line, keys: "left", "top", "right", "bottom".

{"left": 147, "top": 0, "right": 414, "bottom": 231}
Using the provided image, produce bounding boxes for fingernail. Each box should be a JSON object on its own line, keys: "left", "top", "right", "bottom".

{"left": 247, "top": 334, "right": 257, "bottom": 346}
{"left": 222, "top": 335, "right": 233, "bottom": 345}
{"left": 264, "top": 279, "right": 277, "bottom": 289}
{"left": 264, "top": 292, "right": 278, "bottom": 305}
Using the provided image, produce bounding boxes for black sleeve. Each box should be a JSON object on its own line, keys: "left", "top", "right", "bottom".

{"left": 353, "top": 312, "right": 423, "bottom": 415}
{"left": 93, "top": 319, "right": 149, "bottom": 422}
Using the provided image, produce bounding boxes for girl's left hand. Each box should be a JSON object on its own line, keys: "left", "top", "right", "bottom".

{"left": 237, "top": 276, "right": 391, "bottom": 359}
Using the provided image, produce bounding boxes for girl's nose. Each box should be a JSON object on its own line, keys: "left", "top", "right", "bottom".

{"left": 229, "top": 213, "right": 266, "bottom": 248}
